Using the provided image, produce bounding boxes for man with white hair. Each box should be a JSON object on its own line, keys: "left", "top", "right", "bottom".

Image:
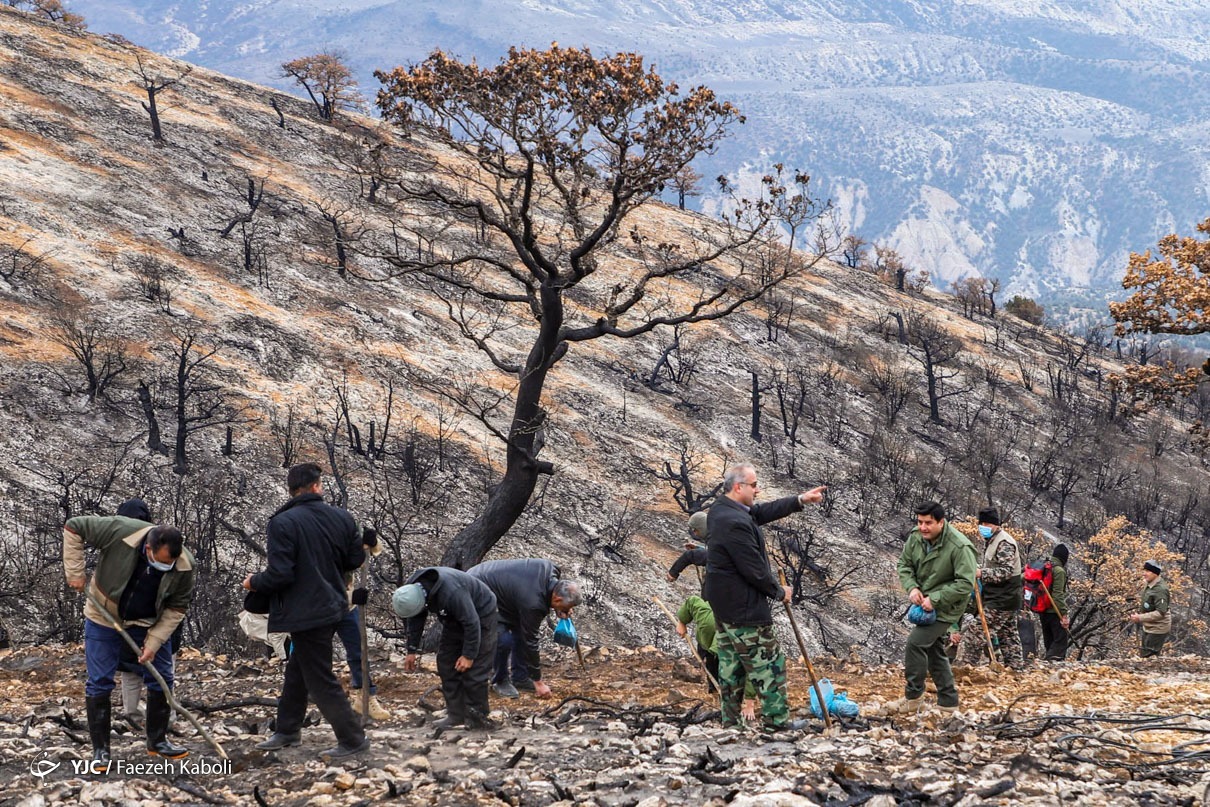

{"left": 704, "top": 462, "right": 825, "bottom": 731}
{"left": 467, "top": 558, "right": 581, "bottom": 699}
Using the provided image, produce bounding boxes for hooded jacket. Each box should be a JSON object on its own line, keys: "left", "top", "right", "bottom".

{"left": 405, "top": 567, "right": 498, "bottom": 659}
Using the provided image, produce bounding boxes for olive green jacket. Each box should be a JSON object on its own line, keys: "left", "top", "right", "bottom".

{"left": 1048, "top": 557, "right": 1068, "bottom": 615}
{"left": 63, "top": 515, "right": 195, "bottom": 654}
{"left": 1139, "top": 576, "right": 1172, "bottom": 635}
{"left": 897, "top": 521, "right": 978, "bottom": 625}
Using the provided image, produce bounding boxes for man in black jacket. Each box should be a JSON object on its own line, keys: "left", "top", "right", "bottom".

{"left": 704, "top": 463, "right": 825, "bottom": 731}
{"left": 667, "top": 511, "right": 709, "bottom": 584}
{"left": 243, "top": 463, "right": 368, "bottom": 759}
{"left": 393, "top": 567, "right": 498, "bottom": 729}
{"left": 467, "top": 558, "right": 581, "bottom": 699}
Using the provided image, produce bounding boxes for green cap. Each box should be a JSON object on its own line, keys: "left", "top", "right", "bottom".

{"left": 391, "top": 583, "right": 426, "bottom": 618}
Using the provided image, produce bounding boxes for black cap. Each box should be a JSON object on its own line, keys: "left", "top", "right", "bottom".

{"left": 976, "top": 507, "right": 1001, "bottom": 526}
{"left": 116, "top": 498, "right": 151, "bottom": 522}
{"left": 1052, "top": 543, "right": 1069, "bottom": 565}
{"left": 1143, "top": 560, "right": 1162, "bottom": 575}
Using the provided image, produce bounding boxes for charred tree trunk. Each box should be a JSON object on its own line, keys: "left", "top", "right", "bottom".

{"left": 141, "top": 90, "right": 163, "bottom": 142}
{"left": 440, "top": 285, "right": 561, "bottom": 568}
{"left": 137, "top": 381, "right": 168, "bottom": 456}
{"left": 750, "top": 371, "right": 762, "bottom": 442}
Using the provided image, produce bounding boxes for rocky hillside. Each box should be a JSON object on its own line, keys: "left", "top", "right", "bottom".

{"left": 0, "top": 6, "right": 1208, "bottom": 663}
{"left": 3, "top": 643, "right": 1210, "bottom": 805}
{"left": 3, "top": 8, "right": 1210, "bottom": 805}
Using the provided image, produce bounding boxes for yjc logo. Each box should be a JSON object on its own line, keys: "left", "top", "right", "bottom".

{"left": 69, "top": 758, "right": 113, "bottom": 775}
{"left": 29, "top": 753, "right": 61, "bottom": 782}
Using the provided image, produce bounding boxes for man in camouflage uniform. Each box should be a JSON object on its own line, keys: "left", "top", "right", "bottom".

{"left": 703, "top": 463, "right": 825, "bottom": 731}
{"left": 968, "top": 507, "right": 1024, "bottom": 669}
{"left": 1130, "top": 560, "right": 1171, "bottom": 657}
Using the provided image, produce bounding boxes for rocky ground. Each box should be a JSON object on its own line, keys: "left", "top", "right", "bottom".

{"left": 3, "top": 643, "right": 1210, "bottom": 806}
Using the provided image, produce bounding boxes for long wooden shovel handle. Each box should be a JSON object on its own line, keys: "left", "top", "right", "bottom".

{"left": 652, "top": 596, "right": 721, "bottom": 695}
{"left": 1039, "top": 579, "right": 1065, "bottom": 619}
{"left": 778, "top": 570, "right": 833, "bottom": 729}
{"left": 358, "top": 561, "right": 370, "bottom": 725}
{"left": 84, "top": 588, "right": 228, "bottom": 760}
{"left": 972, "top": 585, "right": 1003, "bottom": 670}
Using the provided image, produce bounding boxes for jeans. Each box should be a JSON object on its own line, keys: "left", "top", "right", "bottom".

{"left": 84, "top": 619, "right": 174, "bottom": 697}
{"left": 492, "top": 624, "right": 532, "bottom": 685}
{"left": 335, "top": 607, "right": 376, "bottom": 694}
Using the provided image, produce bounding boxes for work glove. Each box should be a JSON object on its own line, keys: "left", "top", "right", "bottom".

{"left": 351, "top": 587, "right": 369, "bottom": 606}
{"left": 362, "top": 527, "right": 379, "bottom": 549}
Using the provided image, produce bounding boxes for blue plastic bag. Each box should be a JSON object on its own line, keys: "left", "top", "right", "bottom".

{"left": 553, "top": 617, "right": 578, "bottom": 647}
{"left": 907, "top": 604, "right": 937, "bottom": 626}
{"left": 808, "top": 678, "right": 861, "bottom": 719}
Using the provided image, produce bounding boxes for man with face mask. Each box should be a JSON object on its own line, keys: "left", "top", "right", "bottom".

{"left": 63, "top": 513, "right": 195, "bottom": 762}
{"left": 970, "top": 507, "right": 1024, "bottom": 670}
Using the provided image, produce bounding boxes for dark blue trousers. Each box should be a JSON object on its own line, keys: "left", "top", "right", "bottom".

{"left": 84, "top": 619, "right": 173, "bottom": 697}
{"left": 335, "top": 607, "right": 376, "bottom": 694}
{"left": 493, "top": 624, "right": 531, "bottom": 685}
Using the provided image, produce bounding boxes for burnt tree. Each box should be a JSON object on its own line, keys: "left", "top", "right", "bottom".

{"left": 373, "top": 45, "right": 831, "bottom": 567}
{"left": 134, "top": 54, "right": 191, "bottom": 142}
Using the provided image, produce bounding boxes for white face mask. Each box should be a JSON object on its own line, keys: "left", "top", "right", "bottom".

{"left": 147, "top": 545, "right": 175, "bottom": 573}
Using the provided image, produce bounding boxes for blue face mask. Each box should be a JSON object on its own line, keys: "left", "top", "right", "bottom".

{"left": 978, "top": 525, "right": 995, "bottom": 539}
{"left": 147, "top": 545, "right": 175, "bottom": 573}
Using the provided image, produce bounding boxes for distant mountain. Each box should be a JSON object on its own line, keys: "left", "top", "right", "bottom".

{"left": 65, "top": 0, "right": 1210, "bottom": 318}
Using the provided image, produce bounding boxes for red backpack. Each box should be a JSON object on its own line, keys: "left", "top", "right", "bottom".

{"left": 1022, "top": 559, "right": 1054, "bottom": 613}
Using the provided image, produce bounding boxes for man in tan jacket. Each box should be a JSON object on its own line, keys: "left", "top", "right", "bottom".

{"left": 64, "top": 513, "right": 194, "bottom": 762}
{"left": 1130, "top": 560, "right": 1172, "bottom": 657}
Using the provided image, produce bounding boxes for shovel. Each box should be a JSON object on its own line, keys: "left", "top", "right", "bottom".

{"left": 357, "top": 562, "right": 371, "bottom": 725}
{"left": 84, "top": 588, "right": 228, "bottom": 759}
{"left": 972, "top": 585, "right": 1005, "bottom": 672}
{"left": 1039, "top": 578, "right": 1069, "bottom": 644}
{"left": 778, "top": 570, "right": 833, "bottom": 731}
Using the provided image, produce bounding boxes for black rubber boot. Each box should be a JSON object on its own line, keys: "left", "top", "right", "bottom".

{"left": 145, "top": 689, "right": 188, "bottom": 759}
{"left": 85, "top": 694, "right": 112, "bottom": 762}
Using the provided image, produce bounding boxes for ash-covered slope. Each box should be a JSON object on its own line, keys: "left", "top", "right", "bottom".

{"left": 0, "top": 6, "right": 1207, "bottom": 670}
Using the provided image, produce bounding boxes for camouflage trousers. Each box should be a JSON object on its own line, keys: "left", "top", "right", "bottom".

{"left": 960, "top": 608, "right": 1024, "bottom": 669}
{"left": 715, "top": 622, "right": 788, "bottom": 729}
